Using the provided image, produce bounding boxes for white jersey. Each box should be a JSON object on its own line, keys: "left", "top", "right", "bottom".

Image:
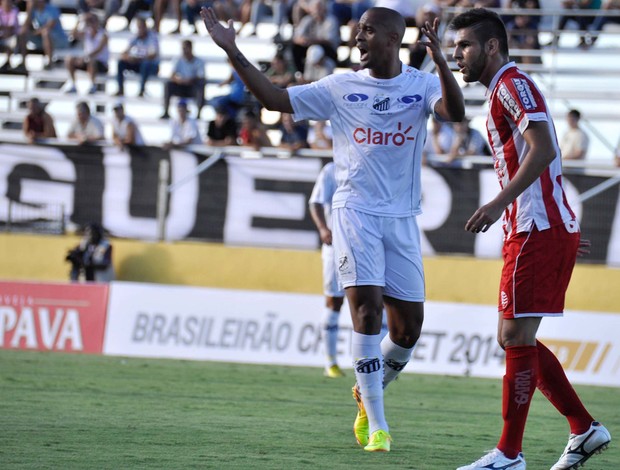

{"left": 309, "top": 162, "right": 337, "bottom": 230}
{"left": 289, "top": 64, "right": 441, "bottom": 217}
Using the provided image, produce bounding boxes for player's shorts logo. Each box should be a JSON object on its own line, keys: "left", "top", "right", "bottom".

{"left": 338, "top": 255, "right": 350, "bottom": 274}
{"left": 501, "top": 290, "right": 509, "bottom": 310}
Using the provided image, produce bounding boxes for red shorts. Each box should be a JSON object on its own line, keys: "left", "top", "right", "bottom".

{"left": 499, "top": 223, "right": 580, "bottom": 319}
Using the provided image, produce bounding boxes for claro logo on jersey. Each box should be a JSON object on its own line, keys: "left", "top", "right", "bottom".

{"left": 511, "top": 78, "right": 537, "bottom": 110}
{"left": 498, "top": 83, "right": 522, "bottom": 121}
{"left": 353, "top": 122, "right": 415, "bottom": 146}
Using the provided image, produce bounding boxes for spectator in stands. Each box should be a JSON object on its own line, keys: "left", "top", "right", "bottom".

{"left": 506, "top": 0, "right": 541, "bottom": 28}
{"left": 161, "top": 39, "right": 206, "bottom": 119}
{"left": 206, "top": 105, "right": 238, "bottom": 146}
{"left": 163, "top": 98, "right": 203, "bottom": 149}
{"left": 291, "top": 0, "right": 314, "bottom": 26}
{"left": 560, "top": 109, "right": 589, "bottom": 160}
{"left": 307, "top": 120, "right": 332, "bottom": 150}
{"left": 16, "top": 0, "right": 69, "bottom": 72}
{"left": 111, "top": 101, "right": 145, "bottom": 147}
{"left": 237, "top": 109, "right": 272, "bottom": 149}
{"left": 550, "top": 0, "right": 602, "bottom": 48}
{"left": 65, "top": 13, "right": 110, "bottom": 95}
{"left": 115, "top": 17, "right": 159, "bottom": 97}
{"left": 278, "top": 112, "right": 309, "bottom": 151}
{"left": 180, "top": 0, "right": 213, "bottom": 34}
{"left": 67, "top": 101, "right": 105, "bottom": 144}
{"left": 123, "top": 0, "right": 154, "bottom": 31}
{"left": 291, "top": 0, "right": 340, "bottom": 73}
{"left": 0, "top": 0, "right": 19, "bottom": 71}
{"left": 423, "top": 117, "right": 454, "bottom": 163}
{"left": 75, "top": 0, "right": 122, "bottom": 30}
{"left": 245, "top": 0, "right": 291, "bottom": 40}
{"left": 66, "top": 222, "right": 115, "bottom": 282}
{"left": 301, "top": 44, "right": 335, "bottom": 83}
{"left": 506, "top": 10, "right": 542, "bottom": 64}
{"left": 587, "top": 0, "right": 620, "bottom": 46}
{"left": 447, "top": 117, "right": 490, "bottom": 162}
{"left": 154, "top": 0, "right": 182, "bottom": 33}
{"left": 212, "top": 0, "right": 249, "bottom": 26}
{"left": 374, "top": 0, "right": 417, "bottom": 25}
{"left": 409, "top": 3, "right": 441, "bottom": 69}
{"left": 330, "top": 0, "right": 373, "bottom": 64}
{"left": 210, "top": 65, "right": 248, "bottom": 119}
{"left": 23, "top": 97, "right": 57, "bottom": 142}
{"left": 265, "top": 52, "right": 297, "bottom": 88}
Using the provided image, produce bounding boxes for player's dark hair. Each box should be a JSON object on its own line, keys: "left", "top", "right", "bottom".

{"left": 568, "top": 109, "right": 581, "bottom": 119}
{"left": 449, "top": 8, "right": 509, "bottom": 57}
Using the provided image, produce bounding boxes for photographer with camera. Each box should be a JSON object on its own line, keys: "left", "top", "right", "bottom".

{"left": 66, "top": 222, "right": 115, "bottom": 282}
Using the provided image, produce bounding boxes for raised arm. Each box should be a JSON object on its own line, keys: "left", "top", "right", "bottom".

{"left": 420, "top": 18, "right": 465, "bottom": 123}
{"left": 201, "top": 7, "right": 294, "bottom": 113}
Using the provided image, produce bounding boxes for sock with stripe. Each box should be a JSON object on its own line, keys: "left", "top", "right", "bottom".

{"left": 536, "top": 340, "right": 594, "bottom": 435}
{"left": 381, "top": 334, "right": 414, "bottom": 389}
{"left": 497, "top": 345, "right": 538, "bottom": 459}
{"left": 352, "top": 331, "right": 388, "bottom": 434}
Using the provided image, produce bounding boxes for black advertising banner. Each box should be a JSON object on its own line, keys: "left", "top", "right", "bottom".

{"left": 0, "top": 142, "right": 619, "bottom": 265}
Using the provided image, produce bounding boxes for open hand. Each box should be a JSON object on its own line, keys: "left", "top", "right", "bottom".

{"left": 200, "top": 7, "right": 237, "bottom": 51}
{"left": 577, "top": 238, "right": 591, "bottom": 257}
{"left": 465, "top": 201, "right": 504, "bottom": 233}
{"left": 418, "top": 18, "right": 444, "bottom": 63}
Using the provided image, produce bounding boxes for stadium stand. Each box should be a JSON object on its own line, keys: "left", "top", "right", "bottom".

{"left": 0, "top": 3, "right": 619, "bottom": 160}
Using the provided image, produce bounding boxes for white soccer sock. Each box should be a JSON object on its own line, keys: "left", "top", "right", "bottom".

{"left": 381, "top": 334, "right": 414, "bottom": 389}
{"left": 322, "top": 308, "right": 340, "bottom": 366}
{"left": 352, "top": 331, "right": 388, "bottom": 434}
{"left": 380, "top": 309, "right": 389, "bottom": 340}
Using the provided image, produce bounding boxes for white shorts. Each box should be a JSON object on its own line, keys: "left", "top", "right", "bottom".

{"left": 332, "top": 208, "right": 425, "bottom": 302}
{"left": 322, "top": 243, "right": 345, "bottom": 297}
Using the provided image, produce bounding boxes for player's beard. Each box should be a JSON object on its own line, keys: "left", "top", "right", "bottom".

{"left": 462, "top": 52, "right": 487, "bottom": 83}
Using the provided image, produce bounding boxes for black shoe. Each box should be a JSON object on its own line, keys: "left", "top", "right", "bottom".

{"left": 160, "top": 112, "right": 170, "bottom": 120}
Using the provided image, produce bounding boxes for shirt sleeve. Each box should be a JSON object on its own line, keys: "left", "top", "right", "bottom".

{"left": 497, "top": 75, "right": 548, "bottom": 135}
{"left": 288, "top": 78, "right": 334, "bottom": 122}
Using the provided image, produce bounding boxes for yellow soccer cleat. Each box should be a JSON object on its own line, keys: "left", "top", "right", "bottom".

{"left": 352, "top": 385, "right": 369, "bottom": 446}
{"left": 364, "top": 430, "right": 392, "bottom": 452}
{"left": 324, "top": 365, "right": 345, "bottom": 378}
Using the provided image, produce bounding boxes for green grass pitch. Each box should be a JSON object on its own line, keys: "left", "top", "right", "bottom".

{"left": 0, "top": 350, "right": 617, "bottom": 469}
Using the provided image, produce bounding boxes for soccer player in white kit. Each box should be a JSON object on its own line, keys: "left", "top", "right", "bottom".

{"left": 310, "top": 161, "right": 390, "bottom": 379}
{"left": 202, "top": 5, "right": 465, "bottom": 452}
{"left": 450, "top": 9, "right": 611, "bottom": 470}
{"left": 309, "top": 162, "right": 347, "bottom": 378}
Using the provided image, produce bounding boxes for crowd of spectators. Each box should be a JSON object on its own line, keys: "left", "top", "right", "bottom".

{"left": 0, "top": 0, "right": 618, "bottom": 164}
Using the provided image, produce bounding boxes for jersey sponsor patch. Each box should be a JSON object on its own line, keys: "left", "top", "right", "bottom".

{"left": 372, "top": 94, "right": 391, "bottom": 111}
{"left": 498, "top": 83, "right": 522, "bottom": 121}
{"left": 511, "top": 78, "right": 537, "bottom": 111}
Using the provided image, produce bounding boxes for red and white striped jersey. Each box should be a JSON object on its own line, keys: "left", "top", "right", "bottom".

{"left": 486, "top": 62, "right": 576, "bottom": 238}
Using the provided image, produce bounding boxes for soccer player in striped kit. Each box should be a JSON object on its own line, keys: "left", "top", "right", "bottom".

{"left": 450, "top": 8, "right": 611, "bottom": 470}
{"left": 202, "top": 5, "right": 465, "bottom": 452}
